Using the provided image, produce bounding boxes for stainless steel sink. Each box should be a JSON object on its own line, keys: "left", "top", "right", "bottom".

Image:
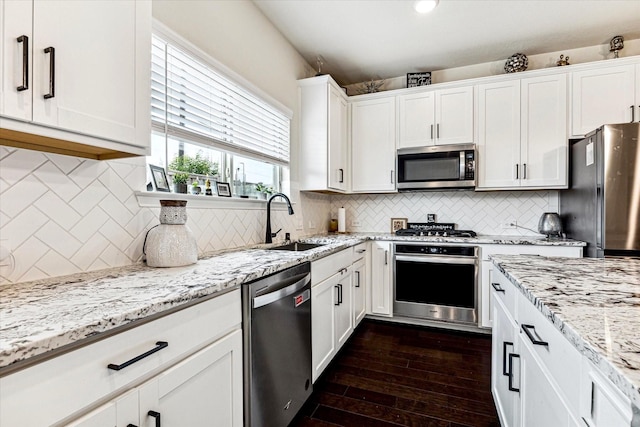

{"left": 268, "top": 242, "right": 324, "bottom": 252}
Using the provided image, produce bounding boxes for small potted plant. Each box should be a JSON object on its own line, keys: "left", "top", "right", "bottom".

{"left": 255, "top": 182, "right": 273, "bottom": 199}
{"left": 191, "top": 179, "right": 201, "bottom": 195}
{"left": 172, "top": 172, "right": 189, "bottom": 194}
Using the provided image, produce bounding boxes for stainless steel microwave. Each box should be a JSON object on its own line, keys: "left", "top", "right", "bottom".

{"left": 397, "top": 144, "right": 476, "bottom": 190}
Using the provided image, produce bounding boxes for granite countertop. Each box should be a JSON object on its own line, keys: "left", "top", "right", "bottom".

{"left": 490, "top": 254, "right": 640, "bottom": 409}
{"left": 0, "top": 232, "right": 583, "bottom": 372}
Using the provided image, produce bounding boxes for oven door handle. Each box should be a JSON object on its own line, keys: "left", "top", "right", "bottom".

{"left": 395, "top": 255, "right": 477, "bottom": 265}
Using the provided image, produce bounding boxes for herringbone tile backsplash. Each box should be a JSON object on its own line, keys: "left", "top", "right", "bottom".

{"left": 1, "top": 145, "right": 558, "bottom": 284}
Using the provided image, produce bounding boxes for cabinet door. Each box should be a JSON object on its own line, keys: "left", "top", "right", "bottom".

{"left": 436, "top": 86, "right": 474, "bottom": 145}
{"left": 519, "top": 339, "right": 575, "bottom": 427}
{"left": 311, "top": 274, "right": 338, "bottom": 382}
{"left": 477, "top": 80, "right": 521, "bottom": 189}
{"left": 571, "top": 64, "right": 635, "bottom": 136}
{"left": 1, "top": 0, "right": 32, "bottom": 121}
{"left": 491, "top": 296, "right": 519, "bottom": 427}
{"left": 397, "top": 91, "right": 435, "bottom": 148}
{"left": 31, "top": 0, "right": 149, "bottom": 147}
{"left": 328, "top": 85, "right": 348, "bottom": 191}
{"left": 520, "top": 74, "right": 568, "bottom": 188}
{"left": 138, "top": 330, "right": 243, "bottom": 427}
{"left": 370, "top": 241, "right": 392, "bottom": 316}
{"left": 334, "top": 269, "right": 353, "bottom": 349}
{"left": 351, "top": 97, "right": 396, "bottom": 192}
{"left": 67, "top": 389, "right": 139, "bottom": 427}
{"left": 352, "top": 258, "right": 367, "bottom": 326}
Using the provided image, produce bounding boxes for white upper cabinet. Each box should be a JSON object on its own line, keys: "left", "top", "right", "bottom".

{"left": 299, "top": 75, "right": 349, "bottom": 192}
{"left": 571, "top": 63, "right": 637, "bottom": 136}
{"left": 477, "top": 74, "right": 567, "bottom": 190}
{"left": 350, "top": 96, "right": 397, "bottom": 192}
{"left": 397, "top": 86, "right": 473, "bottom": 148}
{"left": 0, "top": 0, "right": 151, "bottom": 158}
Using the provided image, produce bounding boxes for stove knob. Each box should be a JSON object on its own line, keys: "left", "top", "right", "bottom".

{"left": 442, "top": 232, "right": 448, "bottom": 237}
{"left": 427, "top": 231, "right": 433, "bottom": 236}
{"left": 429, "top": 247, "right": 438, "bottom": 253}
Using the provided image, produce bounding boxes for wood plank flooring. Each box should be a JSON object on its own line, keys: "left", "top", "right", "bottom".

{"left": 290, "top": 319, "right": 500, "bottom": 427}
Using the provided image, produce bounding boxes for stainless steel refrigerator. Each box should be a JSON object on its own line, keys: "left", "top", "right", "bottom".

{"left": 560, "top": 123, "right": 640, "bottom": 258}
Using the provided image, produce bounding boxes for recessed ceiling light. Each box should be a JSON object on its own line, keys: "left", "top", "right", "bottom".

{"left": 414, "top": 0, "right": 439, "bottom": 14}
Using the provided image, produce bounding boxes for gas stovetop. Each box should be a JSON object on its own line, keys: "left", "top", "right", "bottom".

{"left": 395, "top": 222, "right": 477, "bottom": 238}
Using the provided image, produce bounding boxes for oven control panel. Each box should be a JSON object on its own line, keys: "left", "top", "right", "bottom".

{"left": 395, "top": 244, "right": 476, "bottom": 257}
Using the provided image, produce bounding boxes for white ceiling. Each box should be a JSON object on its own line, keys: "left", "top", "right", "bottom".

{"left": 253, "top": 0, "right": 640, "bottom": 85}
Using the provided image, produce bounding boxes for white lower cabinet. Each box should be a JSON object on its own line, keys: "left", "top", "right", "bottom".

{"left": 369, "top": 241, "right": 392, "bottom": 316}
{"left": 0, "top": 290, "right": 242, "bottom": 427}
{"left": 491, "top": 268, "right": 589, "bottom": 427}
{"left": 311, "top": 248, "right": 353, "bottom": 382}
{"left": 352, "top": 257, "right": 366, "bottom": 326}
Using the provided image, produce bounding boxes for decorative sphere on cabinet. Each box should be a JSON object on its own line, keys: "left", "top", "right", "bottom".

{"left": 504, "top": 53, "right": 528, "bottom": 73}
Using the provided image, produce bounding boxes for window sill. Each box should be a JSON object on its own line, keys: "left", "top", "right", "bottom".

{"left": 135, "top": 191, "right": 293, "bottom": 210}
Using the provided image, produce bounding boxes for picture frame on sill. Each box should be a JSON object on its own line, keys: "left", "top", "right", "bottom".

{"left": 149, "top": 164, "right": 170, "bottom": 192}
{"left": 216, "top": 181, "right": 232, "bottom": 197}
{"left": 407, "top": 72, "right": 431, "bottom": 87}
{"left": 391, "top": 218, "right": 408, "bottom": 233}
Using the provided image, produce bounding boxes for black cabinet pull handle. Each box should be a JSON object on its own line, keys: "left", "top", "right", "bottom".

{"left": 107, "top": 341, "right": 168, "bottom": 370}
{"left": 127, "top": 424, "right": 138, "bottom": 427}
{"left": 502, "top": 341, "right": 513, "bottom": 376}
{"left": 339, "top": 168, "right": 344, "bottom": 183}
{"left": 355, "top": 270, "right": 360, "bottom": 288}
{"left": 430, "top": 124, "right": 434, "bottom": 140}
{"left": 523, "top": 163, "right": 527, "bottom": 180}
{"left": 338, "top": 283, "right": 343, "bottom": 304}
{"left": 44, "top": 46, "right": 55, "bottom": 99}
{"left": 17, "top": 35, "right": 29, "bottom": 91}
{"left": 148, "top": 410, "right": 161, "bottom": 427}
{"left": 515, "top": 164, "right": 519, "bottom": 179}
{"left": 436, "top": 123, "right": 440, "bottom": 139}
{"left": 521, "top": 324, "right": 549, "bottom": 347}
{"left": 334, "top": 285, "right": 340, "bottom": 306}
{"left": 507, "top": 353, "right": 520, "bottom": 392}
{"left": 491, "top": 283, "right": 505, "bottom": 293}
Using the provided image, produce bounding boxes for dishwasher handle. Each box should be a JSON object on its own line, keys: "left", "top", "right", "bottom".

{"left": 253, "top": 273, "right": 310, "bottom": 309}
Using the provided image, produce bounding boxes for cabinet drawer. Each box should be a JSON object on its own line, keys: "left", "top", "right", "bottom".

{"left": 491, "top": 268, "right": 517, "bottom": 317}
{"left": 352, "top": 243, "right": 368, "bottom": 263}
{"left": 517, "top": 294, "right": 582, "bottom": 414}
{"left": 0, "top": 290, "right": 241, "bottom": 426}
{"left": 312, "top": 248, "right": 352, "bottom": 286}
{"left": 481, "top": 244, "right": 582, "bottom": 261}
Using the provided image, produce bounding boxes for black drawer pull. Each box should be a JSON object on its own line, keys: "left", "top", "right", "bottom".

{"left": 127, "top": 424, "right": 138, "bottom": 427}
{"left": 108, "top": 341, "right": 168, "bottom": 371}
{"left": 17, "top": 35, "right": 29, "bottom": 91}
{"left": 508, "top": 353, "right": 520, "bottom": 393}
{"left": 148, "top": 410, "right": 161, "bottom": 427}
{"left": 491, "top": 283, "right": 505, "bottom": 293}
{"left": 502, "top": 341, "right": 513, "bottom": 376}
{"left": 521, "top": 324, "right": 549, "bottom": 347}
{"left": 44, "top": 46, "right": 55, "bottom": 99}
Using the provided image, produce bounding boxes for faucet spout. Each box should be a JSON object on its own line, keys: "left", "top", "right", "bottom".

{"left": 265, "top": 193, "right": 295, "bottom": 244}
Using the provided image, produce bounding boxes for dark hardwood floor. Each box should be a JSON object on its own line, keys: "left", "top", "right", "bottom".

{"left": 290, "top": 319, "right": 500, "bottom": 427}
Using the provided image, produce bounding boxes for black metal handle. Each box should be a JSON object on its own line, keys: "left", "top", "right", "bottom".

{"left": 515, "top": 164, "right": 519, "bottom": 179}
{"left": 502, "top": 341, "right": 513, "bottom": 376}
{"left": 631, "top": 106, "right": 635, "bottom": 123}
{"left": 334, "top": 285, "right": 340, "bottom": 306}
{"left": 17, "top": 35, "right": 29, "bottom": 91}
{"left": 430, "top": 124, "right": 434, "bottom": 140}
{"left": 148, "top": 410, "right": 161, "bottom": 427}
{"left": 44, "top": 46, "right": 55, "bottom": 99}
{"left": 127, "top": 424, "right": 138, "bottom": 427}
{"left": 390, "top": 170, "right": 394, "bottom": 184}
{"left": 339, "top": 168, "right": 344, "bottom": 183}
{"left": 523, "top": 163, "right": 527, "bottom": 180}
{"left": 521, "top": 324, "right": 549, "bottom": 347}
{"left": 338, "top": 283, "right": 343, "bottom": 304}
{"left": 355, "top": 270, "right": 360, "bottom": 288}
{"left": 507, "top": 353, "right": 520, "bottom": 392}
{"left": 491, "top": 282, "right": 505, "bottom": 293}
{"left": 436, "top": 123, "right": 440, "bottom": 139}
{"left": 107, "top": 341, "right": 168, "bottom": 371}
{"left": 384, "top": 250, "right": 388, "bottom": 265}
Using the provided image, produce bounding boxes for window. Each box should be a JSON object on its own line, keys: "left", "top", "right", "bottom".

{"left": 148, "top": 31, "right": 291, "bottom": 197}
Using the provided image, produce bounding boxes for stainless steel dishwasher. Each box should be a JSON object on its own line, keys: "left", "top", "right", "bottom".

{"left": 242, "top": 262, "right": 312, "bottom": 427}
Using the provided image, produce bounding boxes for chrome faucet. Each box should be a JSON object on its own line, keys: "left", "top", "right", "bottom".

{"left": 265, "top": 193, "right": 294, "bottom": 243}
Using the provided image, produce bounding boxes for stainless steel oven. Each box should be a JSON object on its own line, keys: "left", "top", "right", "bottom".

{"left": 393, "top": 243, "right": 479, "bottom": 325}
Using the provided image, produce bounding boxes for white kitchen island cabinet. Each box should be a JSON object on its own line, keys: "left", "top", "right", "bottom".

{"left": 397, "top": 86, "right": 474, "bottom": 149}
{"left": 298, "top": 75, "right": 349, "bottom": 192}
{"left": 571, "top": 62, "right": 638, "bottom": 137}
{"left": 0, "top": 290, "right": 242, "bottom": 427}
{"left": 477, "top": 73, "right": 568, "bottom": 190}
{"left": 0, "top": 0, "right": 151, "bottom": 159}
{"left": 350, "top": 97, "right": 397, "bottom": 193}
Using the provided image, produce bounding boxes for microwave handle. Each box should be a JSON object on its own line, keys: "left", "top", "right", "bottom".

{"left": 459, "top": 151, "right": 465, "bottom": 179}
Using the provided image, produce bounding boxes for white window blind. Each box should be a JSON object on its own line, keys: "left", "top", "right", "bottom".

{"left": 151, "top": 35, "right": 290, "bottom": 165}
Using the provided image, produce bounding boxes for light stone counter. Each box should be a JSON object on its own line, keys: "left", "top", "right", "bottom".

{"left": 0, "top": 232, "right": 583, "bottom": 372}
{"left": 491, "top": 254, "right": 640, "bottom": 410}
